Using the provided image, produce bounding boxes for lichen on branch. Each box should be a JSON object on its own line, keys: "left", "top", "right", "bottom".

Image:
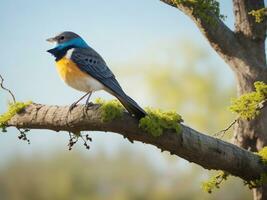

{"left": 229, "top": 81, "right": 267, "bottom": 120}
{"left": 171, "top": 0, "right": 226, "bottom": 24}
{"left": 95, "top": 98, "right": 124, "bottom": 122}
{"left": 0, "top": 101, "right": 32, "bottom": 132}
{"left": 249, "top": 8, "right": 267, "bottom": 23}
{"left": 139, "top": 108, "right": 183, "bottom": 137}
{"left": 95, "top": 98, "right": 183, "bottom": 137}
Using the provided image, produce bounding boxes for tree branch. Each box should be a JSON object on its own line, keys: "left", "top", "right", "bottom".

{"left": 233, "top": 0, "right": 266, "bottom": 41}
{"left": 160, "top": 0, "right": 267, "bottom": 74}
{"left": 5, "top": 103, "right": 267, "bottom": 182}
{"left": 0, "top": 74, "right": 16, "bottom": 103}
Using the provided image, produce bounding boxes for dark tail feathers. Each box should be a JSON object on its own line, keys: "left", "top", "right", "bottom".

{"left": 116, "top": 94, "right": 146, "bottom": 120}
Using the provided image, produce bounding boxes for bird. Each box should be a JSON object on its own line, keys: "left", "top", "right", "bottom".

{"left": 46, "top": 31, "right": 146, "bottom": 120}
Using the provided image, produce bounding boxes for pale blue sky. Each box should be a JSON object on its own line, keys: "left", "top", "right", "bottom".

{"left": 0, "top": 1, "right": 264, "bottom": 163}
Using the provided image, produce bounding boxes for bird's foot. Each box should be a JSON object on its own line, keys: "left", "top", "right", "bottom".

{"left": 85, "top": 102, "right": 94, "bottom": 110}
{"left": 83, "top": 102, "right": 94, "bottom": 115}
{"left": 69, "top": 102, "right": 78, "bottom": 113}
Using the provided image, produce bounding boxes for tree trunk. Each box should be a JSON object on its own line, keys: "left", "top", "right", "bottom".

{"left": 232, "top": 0, "right": 267, "bottom": 199}
{"left": 234, "top": 74, "right": 267, "bottom": 200}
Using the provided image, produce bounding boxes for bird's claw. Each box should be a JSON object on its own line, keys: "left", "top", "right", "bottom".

{"left": 85, "top": 102, "right": 94, "bottom": 109}
{"left": 69, "top": 103, "right": 77, "bottom": 113}
{"left": 83, "top": 102, "right": 94, "bottom": 114}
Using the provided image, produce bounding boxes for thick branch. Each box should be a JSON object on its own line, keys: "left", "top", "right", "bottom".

{"left": 160, "top": 0, "right": 267, "bottom": 74}
{"left": 5, "top": 103, "right": 267, "bottom": 182}
{"left": 233, "top": 0, "right": 266, "bottom": 41}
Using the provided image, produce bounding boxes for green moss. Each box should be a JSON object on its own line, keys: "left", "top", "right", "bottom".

{"left": 95, "top": 98, "right": 124, "bottom": 122}
{"left": 0, "top": 101, "right": 32, "bottom": 132}
{"left": 95, "top": 98, "right": 183, "bottom": 136}
{"left": 172, "top": 0, "right": 226, "bottom": 25}
{"left": 139, "top": 108, "right": 183, "bottom": 137}
{"left": 202, "top": 171, "right": 229, "bottom": 193}
{"left": 229, "top": 81, "right": 267, "bottom": 120}
{"left": 249, "top": 8, "right": 267, "bottom": 23}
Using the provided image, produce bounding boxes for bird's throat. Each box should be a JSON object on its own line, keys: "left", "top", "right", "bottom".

{"left": 47, "top": 47, "right": 69, "bottom": 61}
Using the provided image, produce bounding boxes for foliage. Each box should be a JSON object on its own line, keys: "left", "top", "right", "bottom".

{"left": 0, "top": 101, "right": 32, "bottom": 132}
{"left": 95, "top": 98, "right": 124, "bottom": 122}
{"left": 139, "top": 108, "right": 183, "bottom": 137}
{"left": 249, "top": 8, "right": 267, "bottom": 23}
{"left": 172, "top": 0, "right": 226, "bottom": 24}
{"left": 202, "top": 171, "right": 229, "bottom": 193}
{"left": 229, "top": 82, "right": 267, "bottom": 120}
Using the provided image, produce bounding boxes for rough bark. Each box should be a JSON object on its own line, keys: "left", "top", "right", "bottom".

{"left": 5, "top": 103, "right": 267, "bottom": 182}
{"left": 160, "top": 0, "right": 267, "bottom": 199}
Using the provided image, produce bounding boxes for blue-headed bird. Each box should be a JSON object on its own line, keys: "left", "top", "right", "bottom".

{"left": 46, "top": 31, "right": 146, "bottom": 119}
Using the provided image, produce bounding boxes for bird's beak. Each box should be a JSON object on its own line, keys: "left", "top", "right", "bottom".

{"left": 46, "top": 37, "right": 56, "bottom": 43}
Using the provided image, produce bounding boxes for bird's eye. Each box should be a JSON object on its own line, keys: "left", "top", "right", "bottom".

{"left": 59, "top": 36, "right": 65, "bottom": 41}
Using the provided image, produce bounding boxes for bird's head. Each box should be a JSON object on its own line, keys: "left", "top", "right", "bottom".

{"left": 46, "top": 31, "right": 88, "bottom": 59}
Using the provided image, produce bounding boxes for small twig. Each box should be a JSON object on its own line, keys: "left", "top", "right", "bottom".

{"left": 17, "top": 128, "right": 30, "bottom": 144}
{"left": 67, "top": 132, "right": 92, "bottom": 150}
{"left": 68, "top": 132, "right": 78, "bottom": 150}
{"left": 214, "top": 98, "right": 266, "bottom": 139}
{"left": 214, "top": 119, "right": 237, "bottom": 138}
{"left": 80, "top": 133, "right": 92, "bottom": 150}
{"left": 0, "top": 74, "right": 16, "bottom": 103}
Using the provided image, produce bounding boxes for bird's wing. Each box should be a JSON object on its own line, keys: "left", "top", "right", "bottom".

{"left": 71, "top": 47, "right": 146, "bottom": 119}
{"left": 70, "top": 48, "right": 124, "bottom": 95}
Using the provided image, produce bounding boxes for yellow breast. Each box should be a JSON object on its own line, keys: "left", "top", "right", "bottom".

{"left": 55, "top": 57, "right": 104, "bottom": 92}
{"left": 56, "top": 57, "right": 88, "bottom": 81}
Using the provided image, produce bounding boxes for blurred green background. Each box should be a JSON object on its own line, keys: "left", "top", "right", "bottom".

{"left": 0, "top": 0, "right": 259, "bottom": 199}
